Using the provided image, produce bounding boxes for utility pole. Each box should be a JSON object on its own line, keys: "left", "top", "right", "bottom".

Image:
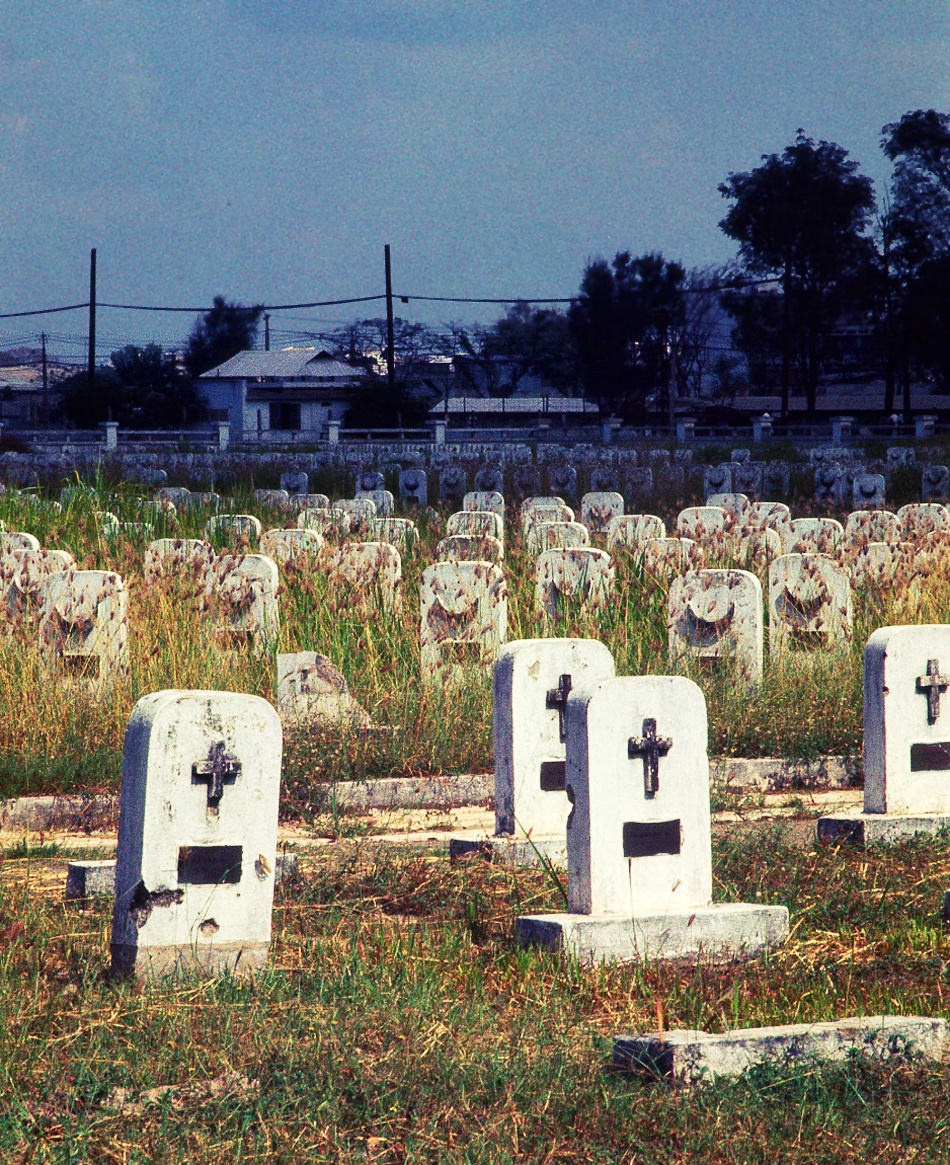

{"left": 264, "top": 312, "right": 270, "bottom": 351}
{"left": 41, "top": 331, "right": 49, "bottom": 427}
{"left": 384, "top": 243, "right": 395, "bottom": 388}
{"left": 87, "top": 248, "right": 97, "bottom": 395}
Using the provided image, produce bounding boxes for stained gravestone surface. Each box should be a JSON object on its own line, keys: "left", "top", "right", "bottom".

{"left": 852, "top": 473, "right": 886, "bottom": 509}
{"left": 762, "top": 462, "right": 791, "bottom": 498}
{"left": 668, "top": 568, "right": 763, "bottom": 683}
{"left": 526, "top": 521, "right": 590, "bottom": 556}
{"left": 324, "top": 542, "right": 402, "bottom": 612}
{"left": 38, "top": 569, "right": 129, "bottom": 683}
{"left": 580, "top": 491, "right": 624, "bottom": 533}
{"left": 330, "top": 498, "right": 377, "bottom": 536}
{"left": 535, "top": 547, "right": 614, "bottom": 620}
{"left": 276, "top": 652, "right": 372, "bottom": 730}
{"left": 606, "top": 514, "right": 666, "bottom": 552}
{"left": 521, "top": 498, "right": 573, "bottom": 536}
{"left": 705, "top": 492, "right": 750, "bottom": 518}
{"left": 435, "top": 533, "right": 505, "bottom": 563}
{"left": 898, "top": 503, "right": 950, "bottom": 540}
{"left": 144, "top": 539, "right": 215, "bottom": 585}
{"left": 842, "top": 509, "right": 902, "bottom": 548}
{"left": 2, "top": 547, "right": 75, "bottom": 624}
{"left": 356, "top": 488, "right": 395, "bottom": 518}
{"left": 703, "top": 464, "right": 733, "bottom": 496}
{"left": 252, "top": 489, "right": 290, "bottom": 509}
{"left": 439, "top": 465, "right": 468, "bottom": 503}
{"left": 768, "top": 553, "right": 852, "bottom": 656}
{"left": 451, "top": 638, "right": 615, "bottom": 867}
{"left": 474, "top": 464, "right": 504, "bottom": 493}
{"left": 641, "top": 537, "right": 701, "bottom": 578}
{"left": 280, "top": 472, "right": 309, "bottom": 495}
{"left": 820, "top": 626, "right": 950, "bottom": 843}
{"left": 547, "top": 464, "right": 578, "bottom": 502}
{"left": 110, "top": 690, "right": 282, "bottom": 979}
{"left": 260, "top": 528, "right": 324, "bottom": 566}
{"left": 921, "top": 465, "right": 949, "bottom": 502}
{"left": 398, "top": 468, "right": 428, "bottom": 507}
{"left": 200, "top": 554, "right": 280, "bottom": 654}
{"left": 446, "top": 510, "right": 505, "bottom": 555}
{"left": 419, "top": 561, "right": 507, "bottom": 673}
{"left": 204, "top": 514, "right": 262, "bottom": 547}
{"left": 787, "top": 517, "right": 843, "bottom": 555}
{"left": 515, "top": 676, "right": 788, "bottom": 962}
{"left": 373, "top": 517, "right": 418, "bottom": 552}
{"left": 463, "top": 490, "right": 505, "bottom": 519}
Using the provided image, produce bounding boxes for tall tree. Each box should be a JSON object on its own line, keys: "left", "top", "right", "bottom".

{"left": 453, "top": 303, "right": 575, "bottom": 398}
{"left": 719, "top": 131, "right": 876, "bottom": 415}
{"left": 183, "top": 296, "right": 263, "bottom": 377}
{"left": 569, "top": 251, "right": 685, "bottom": 419}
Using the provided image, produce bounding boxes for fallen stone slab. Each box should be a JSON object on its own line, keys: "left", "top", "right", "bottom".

{"left": 613, "top": 1016, "right": 950, "bottom": 1084}
{"left": 448, "top": 834, "right": 567, "bottom": 868}
{"left": 0, "top": 794, "right": 118, "bottom": 833}
{"left": 712, "top": 755, "right": 860, "bottom": 792}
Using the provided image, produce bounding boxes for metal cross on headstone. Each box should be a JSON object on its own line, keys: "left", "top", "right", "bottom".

{"left": 916, "top": 658, "right": 950, "bottom": 726}
{"left": 192, "top": 741, "right": 242, "bottom": 810}
{"left": 628, "top": 718, "right": 672, "bottom": 799}
{"left": 545, "top": 673, "right": 572, "bottom": 743}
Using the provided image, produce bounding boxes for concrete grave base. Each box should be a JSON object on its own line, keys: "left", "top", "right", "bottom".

{"left": 110, "top": 940, "right": 270, "bottom": 981}
{"left": 613, "top": 1016, "right": 950, "bottom": 1084}
{"left": 449, "top": 834, "right": 567, "bottom": 868}
{"left": 515, "top": 903, "right": 789, "bottom": 964}
{"left": 818, "top": 811, "right": 950, "bottom": 845}
{"left": 67, "top": 854, "right": 299, "bottom": 901}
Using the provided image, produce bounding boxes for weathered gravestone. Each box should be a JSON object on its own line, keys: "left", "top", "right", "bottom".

{"left": 535, "top": 548, "right": 614, "bottom": 620}
{"left": 676, "top": 506, "right": 730, "bottom": 557}
{"left": 512, "top": 465, "right": 542, "bottom": 499}
{"left": 762, "top": 461, "right": 791, "bottom": 498}
{"left": 275, "top": 652, "right": 372, "bottom": 730}
{"left": 3, "top": 548, "right": 74, "bottom": 625}
{"left": 526, "top": 521, "right": 590, "bottom": 556}
{"left": 580, "top": 491, "right": 624, "bottom": 533}
{"left": 373, "top": 517, "right": 418, "bottom": 553}
{"left": 547, "top": 464, "right": 578, "bottom": 502}
{"left": 38, "top": 570, "right": 128, "bottom": 683}
{"left": 280, "top": 472, "right": 309, "bottom": 495}
{"left": 252, "top": 489, "right": 290, "bottom": 509}
{"left": 921, "top": 465, "right": 950, "bottom": 502}
{"left": 464, "top": 490, "right": 505, "bottom": 519}
{"left": 705, "top": 492, "right": 750, "bottom": 518}
{"left": 331, "top": 498, "right": 377, "bottom": 535}
{"left": 446, "top": 510, "right": 504, "bottom": 555}
{"left": 703, "top": 463, "right": 733, "bottom": 496}
{"left": 356, "top": 470, "right": 385, "bottom": 492}
{"left": 589, "top": 466, "right": 620, "bottom": 494}
{"left": 398, "top": 468, "right": 428, "bottom": 507}
{"left": 474, "top": 464, "right": 504, "bottom": 493}
{"left": 845, "top": 542, "right": 895, "bottom": 590}
{"left": 733, "top": 462, "right": 763, "bottom": 498}
{"left": 747, "top": 501, "right": 792, "bottom": 549}
{"left": 356, "top": 488, "right": 395, "bottom": 518}
{"left": 768, "top": 553, "right": 852, "bottom": 657}
{"left": 641, "top": 537, "right": 701, "bottom": 578}
{"left": 435, "top": 533, "right": 504, "bottom": 563}
{"left": 260, "top": 528, "right": 324, "bottom": 566}
{"left": 787, "top": 517, "right": 843, "bottom": 555}
{"left": 110, "top": 690, "right": 281, "bottom": 979}
{"left": 521, "top": 498, "right": 573, "bottom": 536}
{"left": 451, "top": 638, "right": 615, "bottom": 866}
{"left": 144, "top": 539, "right": 215, "bottom": 585}
{"left": 852, "top": 473, "right": 886, "bottom": 510}
{"left": 419, "top": 561, "right": 507, "bottom": 673}
{"left": 606, "top": 514, "right": 665, "bottom": 552}
{"left": 843, "top": 509, "right": 902, "bottom": 548}
{"left": 622, "top": 468, "right": 654, "bottom": 508}
{"left": 324, "top": 542, "right": 402, "bottom": 612}
{"left": 898, "top": 503, "right": 950, "bottom": 540}
{"left": 515, "top": 676, "right": 789, "bottom": 962}
{"left": 820, "top": 626, "right": 950, "bottom": 843}
{"left": 201, "top": 554, "right": 280, "bottom": 654}
{"left": 668, "top": 569, "right": 763, "bottom": 683}
{"left": 204, "top": 514, "right": 262, "bottom": 547}
{"left": 814, "top": 466, "right": 844, "bottom": 505}
{"left": 296, "top": 508, "right": 346, "bottom": 537}
{"left": 439, "top": 465, "right": 468, "bottom": 503}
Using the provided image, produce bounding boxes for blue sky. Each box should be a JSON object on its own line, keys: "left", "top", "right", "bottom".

{"left": 2, "top": 1, "right": 948, "bottom": 360}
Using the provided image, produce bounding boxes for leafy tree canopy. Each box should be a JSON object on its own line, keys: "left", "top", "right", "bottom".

{"left": 183, "top": 296, "right": 263, "bottom": 378}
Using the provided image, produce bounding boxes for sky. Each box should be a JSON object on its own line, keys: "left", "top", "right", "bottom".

{"left": 1, "top": 0, "right": 948, "bottom": 363}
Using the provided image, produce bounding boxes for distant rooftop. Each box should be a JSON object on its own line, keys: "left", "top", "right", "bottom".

{"left": 200, "top": 348, "right": 366, "bottom": 381}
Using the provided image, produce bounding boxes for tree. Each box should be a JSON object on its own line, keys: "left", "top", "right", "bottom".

{"left": 569, "top": 251, "right": 686, "bottom": 419}
{"left": 58, "top": 366, "right": 127, "bottom": 428}
{"left": 183, "top": 296, "right": 263, "bottom": 377}
{"left": 719, "top": 131, "right": 876, "bottom": 415}
{"left": 453, "top": 303, "right": 576, "bottom": 398}
{"left": 110, "top": 344, "right": 199, "bottom": 427}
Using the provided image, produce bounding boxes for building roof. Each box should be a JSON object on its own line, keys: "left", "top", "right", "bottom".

{"left": 200, "top": 349, "right": 366, "bottom": 381}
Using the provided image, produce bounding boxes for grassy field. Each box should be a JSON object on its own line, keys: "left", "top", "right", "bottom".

{"left": 0, "top": 461, "right": 949, "bottom": 801}
{"left": 3, "top": 826, "right": 950, "bottom": 1162}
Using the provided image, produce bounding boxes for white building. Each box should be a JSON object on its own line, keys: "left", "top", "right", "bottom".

{"left": 198, "top": 349, "right": 368, "bottom": 438}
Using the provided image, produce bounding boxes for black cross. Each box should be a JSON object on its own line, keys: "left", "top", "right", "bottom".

{"left": 192, "top": 742, "right": 241, "bottom": 810}
{"left": 917, "top": 659, "right": 950, "bottom": 726}
{"left": 628, "top": 718, "right": 672, "bottom": 799}
{"left": 545, "top": 673, "right": 572, "bottom": 743}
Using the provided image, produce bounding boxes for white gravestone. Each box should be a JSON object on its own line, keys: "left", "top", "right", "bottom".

{"left": 846, "top": 542, "right": 895, "bottom": 590}
{"left": 515, "top": 676, "right": 788, "bottom": 962}
{"left": 297, "top": 508, "right": 347, "bottom": 537}
{"left": 144, "top": 539, "right": 215, "bottom": 585}
{"left": 535, "top": 548, "right": 614, "bottom": 620}
{"left": 275, "top": 652, "right": 372, "bottom": 730}
{"left": 642, "top": 537, "right": 701, "bottom": 578}
{"left": 324, "top": 542, "right": 402, "bottom": 613}
{"left": 606, "top": 514, "right": 665, "bottom": 552}
{"left": 204, "top": 514, "right": 262, "bottom": 546}
{"left": 705, "top": 492, "right": 750, "bottom": 518}
{"left": 820, "top": 626, "right": 950, "bottom": 843}
{"left": 580, "top": 492, "right": 623, "bottom": 534}
{"left": 898, "top": 503, "right": 950, "bottom": 540}
{"left": 3, "top": 548, "right": 74, "bottom": 625}
{"left": 446, "top": 510, "right": 504, "bottom": 555}
{"left": 201, "top": 554, "right": 280, "bottom": 654}
{"left": 435, "top": 533, "right": 504, "bottom": 563}
{"left": 373, "top": 517, "right": 418, "bottom": 553}
{"left": 110, "top": 690, "right": 281, "bottom": 979}
{"left": 356, "top": 488, "right": 395, "bottom": 518}
{"left": 419, "top": 561, "right": 507, "bottom": 672}
{"left": 768, "top": 553, "right": 852, "bottom": 657}
{"left": 787, "top": 517, "right": 843, "bottom": 555}
{"left": 668, "top": 569, "right": 764, "bottom": 683}
{"left": 747, "top": 502, "right": 791, "bottom": 549}
{"left": 526, "top": 521, "right": 590, "bottom": 556}
{"left": 260, "top": 528, "right": 324, "bottom": 566}
{"left": 0, "top": 531, "right": 40, "bottom": 559}
{"left": 464, "top": 490, "right": 505, "bottom": 519}
{"left": 252, "top": 489, "right": 290, "bottom": 509}
{"left": 330, "top": 498, "right": 377, "bottom": 536}
{"left": 38, "top": 570, "right": 129, "bottom": 683}
{"left": 843, "top": 509, "right": 902, "bottom": 547}
{"left": 521, "top": 498, "right": 573, "bottom": 536}
{"left": 288, "top": 493, "right": 329, "bottom": 512}
{"left": 852, "top": 473, "right": 886, "bottom": 509}
{"left": 676, "top": 506, "right": 730, "bottom": 558}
